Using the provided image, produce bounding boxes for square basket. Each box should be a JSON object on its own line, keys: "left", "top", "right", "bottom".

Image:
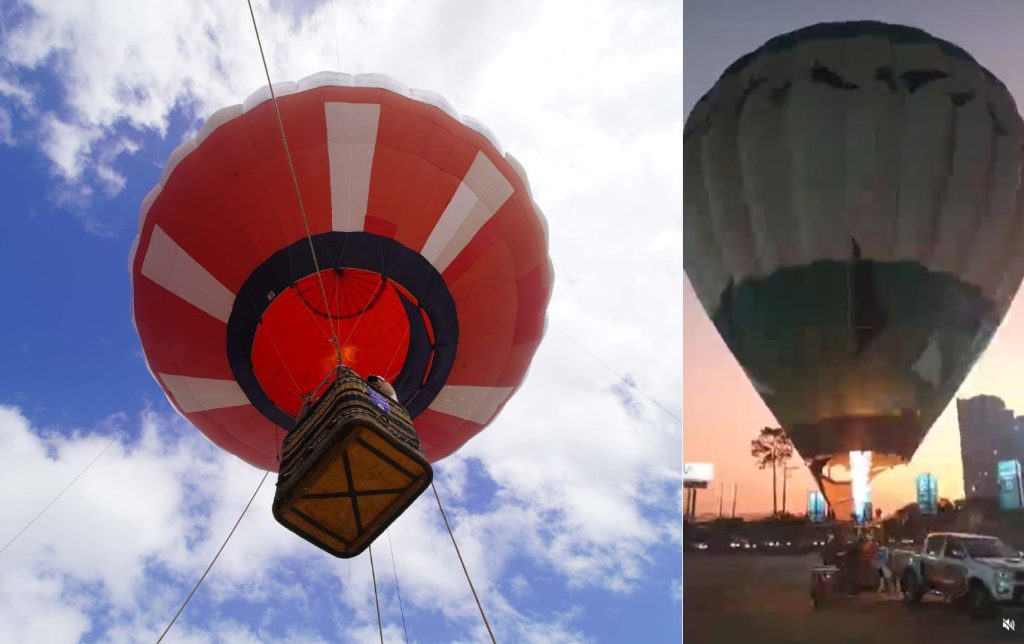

{"left": 272, "top": 371, "right": 433, "bottom": 558}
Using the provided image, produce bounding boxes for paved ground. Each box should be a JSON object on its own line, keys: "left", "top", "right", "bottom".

{"left": 684, "top": 553, "right": 1024, "bottom": 643}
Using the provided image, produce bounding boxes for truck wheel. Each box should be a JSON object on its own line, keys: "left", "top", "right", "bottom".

{"left": 902, "top": 571, "right": 923, "bottom": 605}
{"left": 968, "top": 583, "right": 996, "bottom": 619}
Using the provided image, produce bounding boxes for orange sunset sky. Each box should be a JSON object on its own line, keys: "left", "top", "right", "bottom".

{"left": 683, "top": 276, "right": 1024, "bottom": 518}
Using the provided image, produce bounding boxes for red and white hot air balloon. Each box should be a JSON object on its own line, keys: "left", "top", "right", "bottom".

{"left": 130, "top": 72, "right": 553, "bottom": 472}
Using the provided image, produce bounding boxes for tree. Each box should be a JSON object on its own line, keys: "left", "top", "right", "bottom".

{"left": 751, "top": 427, "right": 795, "bottom": 516}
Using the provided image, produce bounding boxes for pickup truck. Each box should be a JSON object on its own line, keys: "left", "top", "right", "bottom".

{"left": 900, "top": 532, "right": 1024, "bottom": 617}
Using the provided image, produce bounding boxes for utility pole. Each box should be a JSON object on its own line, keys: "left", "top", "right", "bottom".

{"left": 718, "top": 482, "right": 724, "bottom": 518}
{"left": 732, "top": 482, "right": 738, "bottom": 518}
{"left": 771, "top": 441, "right": 778, "bottom": 516}
{"left": 684, "top": 487, "right": 699, "bottom": 520}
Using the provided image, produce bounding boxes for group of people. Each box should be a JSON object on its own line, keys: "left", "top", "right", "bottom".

{"left": 821, "top": 527, "right": 897, "bottom": 596}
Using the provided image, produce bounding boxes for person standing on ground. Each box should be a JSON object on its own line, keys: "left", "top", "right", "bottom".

{"left": 872, "top": 540, "right": 893, "bottom": 596}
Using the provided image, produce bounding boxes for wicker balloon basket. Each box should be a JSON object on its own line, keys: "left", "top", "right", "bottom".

{"left": 272, "top": 370, "right": 433, "bottom": 558}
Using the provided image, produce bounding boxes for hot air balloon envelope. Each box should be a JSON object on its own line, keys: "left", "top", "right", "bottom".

{"left": 684, "top": 22, "right": 1024, "bottom": 518}
{"left": 129, "top": 73, "right": 553, "bottom": 472}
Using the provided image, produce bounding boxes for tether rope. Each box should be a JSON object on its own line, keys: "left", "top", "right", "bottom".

{"left": 0, "top": 433, "right": 119, "bottom": 555}
{"left": 432, "top": 483, "right": 496, "bottom": 643}
{"left": 554, "top": 325, "right": 681, "bottom": 423}
{"left": 387, "top": 530, "right": 410, "bottom": 644}
{"left": 369, "top": 544, "right": 384, "bottom": 644}
{"left": 156, "top": 469, "right": 269, "bottom": 643}
{"left": 247, "top": 0, "right": 343, "bottom": 368}
{"left": 328, "top": 0, "right": 342, "bottom": 71}
{"left": 384, "top": 326, "right": 411, "bottom": 383}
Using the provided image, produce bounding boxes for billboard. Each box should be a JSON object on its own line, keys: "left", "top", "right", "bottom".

{"left": 807, "top": 491, "right": 827, "bottom": 522}
{"left": 683, "top": 463, "right": 713, "bottom": 489}
{"left": 916, "top": 473, "right": 938, "bottom": 515}
{"left": 998, "top": 460, "right": 1023, "bottom": 511}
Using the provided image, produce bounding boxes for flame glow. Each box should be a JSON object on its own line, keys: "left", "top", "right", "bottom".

{"left": 318, "top": 344, "right": 359, "bottom": 378}
{"left": 850, "top": 450, "right": 872, "bottom": 522}
{"left": 341, "top": 344, "right": 358, "bottom": 364}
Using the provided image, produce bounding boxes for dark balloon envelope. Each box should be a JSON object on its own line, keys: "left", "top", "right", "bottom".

{"left": 130, "top": 73, "right": 553, "bottom": 471}
{"left": 684, "top": 22, "right": 1024, "bottom": 517}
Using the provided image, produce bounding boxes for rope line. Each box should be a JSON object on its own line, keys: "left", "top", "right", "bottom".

{"left": 156, "top": 470, "right": 269, "bottom": 643}
{"left": 328, "top": 0, "right": 342, "bottom": 71}
{"left": 338, "top": 249, "right": 409, "bottom": 364}
{"left": 387, "top": 530, "right": 410, "bottom": 644}
{"left": 432, "top": 483, "right": 496, "bottom": 643}
{"left": 0, "top": 433, "right": 119, "bottom": 555}
{"left": 384, "top": 326, "right": 411, "bottom": 383}
{"left": 554, "top": 325, "right": 680, "bottom": 423}
{"left": 246, "top": 0, "right": 343, "bottom": 368}
{"left": 261, "top": 320, "right": 304, "bottom": 398}
{"left": 369, "top": 544, "right": 384, "bottom": 644}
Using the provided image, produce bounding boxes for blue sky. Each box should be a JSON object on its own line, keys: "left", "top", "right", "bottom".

{"left": 0, "top": 1, "right": 682, "bottom": 642}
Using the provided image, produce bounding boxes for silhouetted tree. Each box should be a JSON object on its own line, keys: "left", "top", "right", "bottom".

{"left": 750, "top": 427, "right": 795, "bottom": 516}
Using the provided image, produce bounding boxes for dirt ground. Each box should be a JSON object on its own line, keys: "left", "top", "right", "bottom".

{"left": 684, "top": 553, "right": 1024, "bottom": 643}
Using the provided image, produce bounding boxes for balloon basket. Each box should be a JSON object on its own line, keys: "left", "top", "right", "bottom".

{"left": 273, "top": 371, "right": 433, "bottom": 558}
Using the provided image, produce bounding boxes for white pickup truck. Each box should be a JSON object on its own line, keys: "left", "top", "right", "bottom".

{"left": 901, "top": 532, "right": 1024, "bottom": 617}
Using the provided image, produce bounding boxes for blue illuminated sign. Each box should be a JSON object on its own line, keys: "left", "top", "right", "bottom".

{"left": 916, "top": 474, "right": 938, "bottom": 515}
{"left": 807, "top": 491, "right": 827, "bottom": 522}
{"left": 998, "top": 460, "right": 1023, "bottom": 511}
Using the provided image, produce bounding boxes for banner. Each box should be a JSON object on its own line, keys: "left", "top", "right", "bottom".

{"left": 916, "top": 473, "right": 938, "bottom": 515}
{"left": 998, "top": 460, "right": 1023, "bottom": 511}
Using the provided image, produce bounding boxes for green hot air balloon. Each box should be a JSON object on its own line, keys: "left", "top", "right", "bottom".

{"left": 684, "top": 22, "right": 1024, "bottom": 520}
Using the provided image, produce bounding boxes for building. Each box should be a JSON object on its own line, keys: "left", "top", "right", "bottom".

{"left": 956, "top": 395, "right": 1024, "bottom": 499}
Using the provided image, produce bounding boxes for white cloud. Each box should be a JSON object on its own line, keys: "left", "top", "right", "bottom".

{"left": 38, "top": 113, "right": 100, "bottom": 180}
{"left": 3, "top": 1, "right": 681, "bottom": 222}
{"left": 0, "top": 76, "right": 35, "bottom": 109}
{"left": 3, "top": 0, "right": 536, "bottom": 202}
{"left": 1, "top": 0, "right": 682, "bottom": 639}
{"left": 0, "top": 396, "right": 678, "bottom": 641}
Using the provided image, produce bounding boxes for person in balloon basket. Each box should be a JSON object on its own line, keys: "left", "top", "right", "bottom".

{"left": 367, "top": 375, "right": 398, "bottom": 402}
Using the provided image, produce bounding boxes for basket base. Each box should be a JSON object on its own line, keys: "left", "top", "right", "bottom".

{"left": 273, "top": 417, "right": 432, "bottom": 558}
